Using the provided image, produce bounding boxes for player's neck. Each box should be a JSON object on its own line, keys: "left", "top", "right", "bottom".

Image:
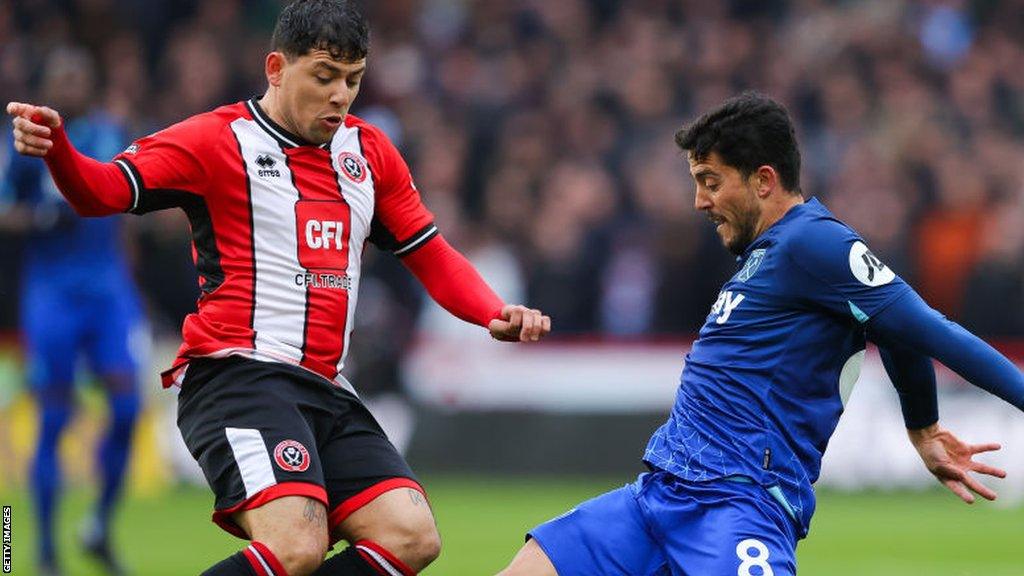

{"left": 257, "top": 91, "right": 299, "bottom": 139}
{"left": 754, "top": 192, "right": 804, "bottom": 239}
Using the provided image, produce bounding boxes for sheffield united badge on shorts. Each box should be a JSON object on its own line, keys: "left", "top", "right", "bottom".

{"left": 273, "top": 439, "right": 311, "bottom": 472}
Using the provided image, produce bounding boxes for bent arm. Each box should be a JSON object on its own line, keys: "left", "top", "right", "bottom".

{"left": 868, "top": 290, "right": 1024, "bottom": 410}
{"left": 401, "top": 234, "right": 505, "bottom": 327}
{"left": 43, "top": 124, "right": 131, "bottom": 216}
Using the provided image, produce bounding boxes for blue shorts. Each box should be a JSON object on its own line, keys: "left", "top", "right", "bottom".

{"left": 21, "top": 277, "right": 142, "bottom": 391}
{"left": 529, "top": 471, "right": 798, "bottom": 576}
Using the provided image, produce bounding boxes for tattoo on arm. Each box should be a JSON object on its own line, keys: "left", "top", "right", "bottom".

{"left": 304, "top": 499, "right": 327, "bottom": 529}
{"left": 408, "top": 489, "right": 425, "bottom": 506}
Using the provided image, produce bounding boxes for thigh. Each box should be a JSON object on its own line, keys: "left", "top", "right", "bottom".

{"left": 21, "top": 282, "right": 79, "bottom": 390}
{"left": 319, "top": 391, "right": 423, "bottom": 539}
{"left": 528, "top": 475, "right": 669, "bottom": 576}
{"left": 177, "top": 358, "right": 330, "bottom": 539}
{"left": 648, "top": 479, "right": 797, "bottom": 576}
{"left": 83, "top": 287, "right": 144, "bottom": 380}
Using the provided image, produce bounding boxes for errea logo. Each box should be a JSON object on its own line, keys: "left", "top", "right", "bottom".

{"left": 255, "top": 154, "right": 281, "bottom": 178}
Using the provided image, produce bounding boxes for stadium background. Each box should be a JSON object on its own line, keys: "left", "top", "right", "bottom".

{"left": 1, "top": 0, "right": 1024, "bottom": 573}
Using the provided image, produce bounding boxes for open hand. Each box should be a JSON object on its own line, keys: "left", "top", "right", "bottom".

{"left": 488, "top": 304, "right": 551, "bottom": 342}
{"left": 7, "top": 102, "right": 62, "bottom": 157}
{"left": 907, "top": 423, "right": 1006, "bottom": 504}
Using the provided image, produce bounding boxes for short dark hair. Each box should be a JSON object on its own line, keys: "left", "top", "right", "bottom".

{"left": 675, "top": 92, "right": 802, "bottom": 193}
{"left": 271, "top": 0, "right": 370, "bottom": 61}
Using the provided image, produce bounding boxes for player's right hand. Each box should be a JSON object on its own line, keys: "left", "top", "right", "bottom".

{"left": 6, "top": 102, "right": 62, "bottom": 157}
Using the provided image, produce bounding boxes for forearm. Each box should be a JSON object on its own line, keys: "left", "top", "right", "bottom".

{"left": 876, "top": 343, "right": 939, "bottom": 429}
{"left": 43, "top": 125, "right": 131, "bottom": 216}
{"left": 869, "top": 291, "right": 1024, "bottom": 410}
{"left": 401, "top": 235, "right": 505, "bottom": 327}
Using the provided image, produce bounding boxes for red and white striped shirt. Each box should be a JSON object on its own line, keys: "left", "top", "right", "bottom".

{"left": 114, "top": 100, "right": 439, "bottom": 391}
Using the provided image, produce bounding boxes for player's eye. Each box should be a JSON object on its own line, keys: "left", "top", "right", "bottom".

{"left": 346, "top": 76, "right": 363, "bottom": 89}
{"left": 316, "top": 76, "right": 332, "bottom": 85}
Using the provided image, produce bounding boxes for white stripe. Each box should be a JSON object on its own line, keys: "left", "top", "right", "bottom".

{"left": 392, "top": 225, "right": 437, "bottom": 256}
{"left": 247, "top": 100, "right": 300, "bottom": 147}
{"left": 225, "top": 428, "right": 276, "bottom": 498}
{"left": 356, "top": 545, "right": 403, "bottom": 576}
{"left": 114, "top": 159, "right": 140, "bottom": 211}
{"left": 232, "top": 119, "right": 308, "bottom": 360}
{"left": 248, "top": 545, "right": 277, "bottom": 576}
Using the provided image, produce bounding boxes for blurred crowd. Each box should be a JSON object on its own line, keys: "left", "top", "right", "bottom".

{"left": 1, "top": 0, "right": 1023, "bottom": 347}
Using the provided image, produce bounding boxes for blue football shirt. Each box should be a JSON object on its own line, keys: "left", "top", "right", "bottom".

{"left": 643, "top": 197, "right": 911, "bottom": 537}
{"left": 1, "top": 111, "right": 132, "bottom": 286}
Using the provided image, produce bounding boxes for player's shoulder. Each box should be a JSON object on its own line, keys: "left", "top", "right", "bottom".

{"left": 154, "top": 102, "right": 247, "bottom": 140}
{"left": 776, "top": 198, "right": 861, "bottom": 264}
{"left": 343, "top": 113, "right": 396, "bottom": 150}
{"left": 178, "top": 101, "right": 249, "bottom": 134}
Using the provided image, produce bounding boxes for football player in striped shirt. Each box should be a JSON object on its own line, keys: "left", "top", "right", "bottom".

{"left": 7, "top": 1, "right": 550, "bottom": 575}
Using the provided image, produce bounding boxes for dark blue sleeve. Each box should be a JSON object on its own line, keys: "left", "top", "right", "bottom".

{"left": 868, "top": 290, "right": 1024, "bottom": 411}
{"left": 873, "top": 342, "right": 940, "bottom": 429}
{"left": 2, "top": 146, "right": 46, "bottom": 204}
{"left": 784, "top": 218, "right": 910, "bottom": 323}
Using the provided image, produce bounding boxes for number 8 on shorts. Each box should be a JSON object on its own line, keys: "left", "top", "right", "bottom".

{"left": 736, "top": 538, "right": 774, "bottom": 576}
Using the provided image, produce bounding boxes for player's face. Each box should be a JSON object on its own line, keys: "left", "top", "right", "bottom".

{"left": 276, "top": 50, "right": 366, "bottom": 144}
{"left": 689, "top": 152, "right": 762, "bottom": 255}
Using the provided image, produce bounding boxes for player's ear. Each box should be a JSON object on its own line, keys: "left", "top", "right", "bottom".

{"left": 266, "top": 52, "right": 287, "bottom": 87}
{"left": 753, "top": 165, "right": 777, "bottom": 198}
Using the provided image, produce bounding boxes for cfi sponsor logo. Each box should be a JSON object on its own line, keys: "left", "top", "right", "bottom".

{"left": 273, "top": 439, "right": 311, "bottom": 472}
{"left": 338, "top": 152, "right": 367, "bottom": 183}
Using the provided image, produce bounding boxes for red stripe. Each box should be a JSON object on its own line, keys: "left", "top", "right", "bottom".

{"left": 242, "top": 547, "right": 271, "bottom": 576}
{"left": 212, "top": 482, "right": 328, "bottom": 540}
{"left": 252, "top": 541, "right": 289, "bottom": 576}
{"left": 356, "top": 540, "right": 416, "bottom": 576}
{"left": 286, "top": 147, "right": 352, "bottom": 378}
{"left": 328, "top": 478, "right": 426, "bottom": 530}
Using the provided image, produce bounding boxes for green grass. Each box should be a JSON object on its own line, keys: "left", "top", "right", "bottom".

{"left": 1, "top": 477, "right": 1021, "bottom": 575}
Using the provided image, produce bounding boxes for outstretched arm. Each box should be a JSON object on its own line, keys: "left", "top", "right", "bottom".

{"left": 868, "top": 293, "right": 1019, "bottom": 503}
{"left": 6, "top": 102, "right": 130, "bottom": 216}
{"left": 401, "top": 234, "right": 551, "bottom": 342}
{"left": 868, "top": 290, "right": 1024, "bottom": 410}
{"left": 873, "top": 342, "right": 1005, "bottom": 503}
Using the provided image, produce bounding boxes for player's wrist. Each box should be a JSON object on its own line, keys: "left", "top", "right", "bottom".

{"left": 907, "top": 422, "right": 941, "bottom": 441}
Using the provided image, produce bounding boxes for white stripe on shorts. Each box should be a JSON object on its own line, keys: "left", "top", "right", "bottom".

{"left": 225, "top": 427, "right": 276, "bottom": 498}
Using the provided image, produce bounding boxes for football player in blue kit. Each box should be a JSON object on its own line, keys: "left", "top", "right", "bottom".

{"left": 499, "top": 92, "right": 1024, "bottom": 576}
{"left": 0, "top": 48, "right": 143, "bottom": 576}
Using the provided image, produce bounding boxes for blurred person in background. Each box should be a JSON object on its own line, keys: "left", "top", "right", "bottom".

{"left": 500, "top": 92, "right": 1024, "bottom": 576}
{"left": 0, "top": 46, "right": 143, "bottom": 576}
{"left": 7, "top": 1, "right": 550, "bottom": 575}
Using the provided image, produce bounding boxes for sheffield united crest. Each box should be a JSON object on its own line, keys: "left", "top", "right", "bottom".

{"left": 273, "top": 440, "right": 311, "bottom": 472}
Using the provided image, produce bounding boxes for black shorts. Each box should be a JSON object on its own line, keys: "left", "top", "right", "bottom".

{"left": 177, "top": 356, "right": 421, "bottom": 540}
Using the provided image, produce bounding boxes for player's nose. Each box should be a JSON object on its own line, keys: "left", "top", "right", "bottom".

{"left": 329, "top": 86, "right": 354, "bottom": 108}
{"left": 694, "top": 188, "right": 713, "bottom": 211}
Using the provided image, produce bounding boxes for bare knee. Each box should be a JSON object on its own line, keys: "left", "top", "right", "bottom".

{"left": 376, "top": 521, "right": 442, "bottom": 572}
{"left": 265, "top": 533, "right": 328, "bottom": 576}
{"left": 238, "top": 497, "right": 330, "bottom": 576}
{"left": 499, "top": 539, "right": 557, "bottom": 576}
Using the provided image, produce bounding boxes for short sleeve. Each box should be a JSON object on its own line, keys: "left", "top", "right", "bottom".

{"left": 113, "top": 116, "right": 211, "bottom": 214}
{"left": 785, "top": 219, "right": 911, "bottom": 323}
{"left": 360, "top": 126, "right": 437, "bottom": 256}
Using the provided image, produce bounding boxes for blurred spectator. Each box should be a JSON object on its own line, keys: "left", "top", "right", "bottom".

{"left": 1, "top": 0, "right": 1023, "bottom": 341}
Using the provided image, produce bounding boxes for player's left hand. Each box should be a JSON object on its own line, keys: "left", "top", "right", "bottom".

{"left": 907, "top": 423, "right": 1006, "bottom": 504}
{"left": 488, "top": 304, "right": 551, "bottom": 342}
